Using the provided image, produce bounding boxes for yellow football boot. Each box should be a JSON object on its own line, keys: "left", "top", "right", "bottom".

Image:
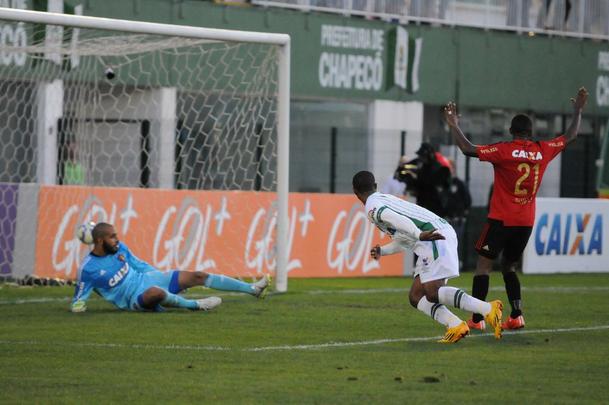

{"left": 485, "top": 300, "right": 504, "bottom": 339}
{"left": 438, "top": 321, "right": 470, "bottom": 344}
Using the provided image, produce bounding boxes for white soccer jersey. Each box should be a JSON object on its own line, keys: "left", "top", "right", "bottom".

{"left": 365, "top": 192, "right": 458, "bottom": 282}
{"left": 365, "top": 192, "right": 449, "bottom": 252}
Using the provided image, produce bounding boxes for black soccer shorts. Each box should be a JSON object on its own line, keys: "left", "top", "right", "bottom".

{"left": 474, "top": 218, "right": 533, "bottom": 263}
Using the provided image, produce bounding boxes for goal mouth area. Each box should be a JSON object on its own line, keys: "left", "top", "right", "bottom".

{"left": 0, "top": 8, "right": 291, "bottom": 292}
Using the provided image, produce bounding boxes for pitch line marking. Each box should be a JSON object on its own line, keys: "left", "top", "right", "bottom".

{"left": 2, "top": 285, "right": 609, "bottom": 305}
{"left": 306, "top": 286, "right": 609, "bottom": 295}
{"left": 244, "top": 325, "right": 609, "bottom": 351}
{"left": 1, "top": 325, "right": 608, "bottom": 353}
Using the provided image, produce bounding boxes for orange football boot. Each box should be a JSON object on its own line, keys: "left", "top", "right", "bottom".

{"left": 501, "top": 315, "right": 525, "bottom": 330}
{"left": 466, "top": 318, "right": 486, "bottom": 331}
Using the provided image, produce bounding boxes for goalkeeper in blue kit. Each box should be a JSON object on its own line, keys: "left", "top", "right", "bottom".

{"left": 71, "top": 222, "right": 270, "bottom": 313}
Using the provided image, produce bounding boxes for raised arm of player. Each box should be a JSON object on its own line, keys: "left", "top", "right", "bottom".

{"left": 564, "top": 87, "right": 589, "bottom": 145}
{"left": 443, "top": 101, "right": 478, "bottom": 157}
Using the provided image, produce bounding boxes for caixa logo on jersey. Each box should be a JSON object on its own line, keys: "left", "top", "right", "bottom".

{"left": 108, "top": 264, "right": 130, "bottom": 287}
{"left": 535, "top": 213, "right": 603, "bottom": 256}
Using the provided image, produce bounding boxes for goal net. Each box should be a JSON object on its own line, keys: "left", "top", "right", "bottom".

{"left": 0, "top": 8, "right": 290, "bottom": 291}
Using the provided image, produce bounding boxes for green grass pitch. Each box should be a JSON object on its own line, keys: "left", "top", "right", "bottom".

{"left": 2, "top": 273, "right": 609, "bottom": 403}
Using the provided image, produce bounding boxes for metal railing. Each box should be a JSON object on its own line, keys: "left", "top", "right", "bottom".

{"left": 250, "top": 0, "right": 609, "bottom": 41}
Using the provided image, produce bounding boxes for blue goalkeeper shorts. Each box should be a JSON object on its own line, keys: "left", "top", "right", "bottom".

{"left": 129, "top": 270, "right": 181, "bottom": 311}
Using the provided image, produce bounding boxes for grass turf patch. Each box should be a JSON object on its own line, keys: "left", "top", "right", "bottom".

{"left": 1, "top": 273, "right": 609, "bottom": 403}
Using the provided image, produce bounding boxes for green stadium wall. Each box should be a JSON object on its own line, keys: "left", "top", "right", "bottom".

{"left": 52, "top": 0, "right": 609, "bottom": 116}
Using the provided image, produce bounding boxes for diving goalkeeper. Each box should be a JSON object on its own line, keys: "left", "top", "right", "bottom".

{"left": 71, "top": 222, "right": 269, "bottom": 313}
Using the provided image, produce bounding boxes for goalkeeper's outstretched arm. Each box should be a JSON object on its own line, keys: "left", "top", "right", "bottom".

{"left": 71, "top": 277, "right": 94, "bottom": 313}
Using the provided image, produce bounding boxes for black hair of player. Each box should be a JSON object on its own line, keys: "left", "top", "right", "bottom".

{"left": 92, "top": 222, "right": 113, "bottom": 243}
{"left": 510, "top": 114, "right": 533, "bottom": 138}
{"left": 352, "top": 171, "right": 377, "bottom": 194}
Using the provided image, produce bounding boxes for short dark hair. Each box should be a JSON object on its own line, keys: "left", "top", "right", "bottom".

{"left": 510, "top": 114, "right": 533, "bottom": 137}
{"left": 352, "top": 171, "right": 376, "bottom": 194}
{"left": 416, "top": 142, "right": 435, "bottom": 157}
{"left": 92, "top": 222, "right": 113, "bottom": 243}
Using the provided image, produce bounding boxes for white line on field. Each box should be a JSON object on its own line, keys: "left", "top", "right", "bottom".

{"left": 0, "top": 339, "right": 230, "bottom": 352}
{"left": 244, "top": 325, "right": 609, "bottom": 351}
{"left": 0, "top": 297, "right": 71, "bottom": 305}
{"left": 2, "top": 285, "right": 609, "bottom": 305}
{"left": 1, "top": 325, "right": 608, "bottom": 353}
{"left": 306, "top": 286, "right": 609, "bottom": 295}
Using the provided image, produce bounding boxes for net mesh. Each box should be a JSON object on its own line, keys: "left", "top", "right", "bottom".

{"left": 0, "top": 18, "right": 280, "bottom": 280}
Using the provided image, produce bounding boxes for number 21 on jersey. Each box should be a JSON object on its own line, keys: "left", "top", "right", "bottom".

{"left": 514, "top": 163, "right": 540, "bottom": 196}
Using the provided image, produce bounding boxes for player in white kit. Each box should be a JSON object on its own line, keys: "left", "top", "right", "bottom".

{"left": 352, "top": 170, "right": 503, "bottom": 343}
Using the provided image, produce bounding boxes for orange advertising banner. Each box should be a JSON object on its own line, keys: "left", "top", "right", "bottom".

{"left": 34, "top": 186, "right": 405, "bottom": 279}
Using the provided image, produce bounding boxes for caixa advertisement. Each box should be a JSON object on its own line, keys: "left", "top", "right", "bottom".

{"left": 523, "top": 198, "right": 609, "bottom": 274}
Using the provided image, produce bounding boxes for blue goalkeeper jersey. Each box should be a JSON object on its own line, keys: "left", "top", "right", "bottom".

{"left": 72, "top": 242, "right": 157, "bottom": 310}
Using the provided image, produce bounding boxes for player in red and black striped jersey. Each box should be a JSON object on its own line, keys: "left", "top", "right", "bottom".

{"left": 443, "top": 87, "right": 588, "bottom": 331}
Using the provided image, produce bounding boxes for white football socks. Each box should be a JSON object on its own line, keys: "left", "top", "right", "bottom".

{"left": 438, "top": 286, "right": 491, "bottom": 316}
{"left": 416, "top": 296, "right": 462, "bottom": 328}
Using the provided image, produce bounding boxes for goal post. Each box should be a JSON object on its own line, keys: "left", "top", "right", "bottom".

{"left": 0, "top": 7, "right": 290, "bottom": 292}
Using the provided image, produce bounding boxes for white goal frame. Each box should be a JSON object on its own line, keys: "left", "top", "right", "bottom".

{"left": 0, "top": 7, "right": 291, "bottom": 292}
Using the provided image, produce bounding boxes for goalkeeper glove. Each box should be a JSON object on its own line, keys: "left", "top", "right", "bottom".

{"left": 71, "top": 300, "right": 87, "bottom": 313}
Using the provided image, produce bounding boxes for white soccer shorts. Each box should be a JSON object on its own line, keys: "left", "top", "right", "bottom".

{"left": 413, "top": 225, "right": 460, "bottom": 284}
